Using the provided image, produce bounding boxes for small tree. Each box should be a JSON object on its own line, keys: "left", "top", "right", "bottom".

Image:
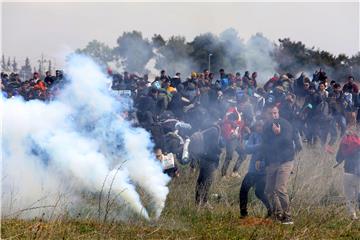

{"left": 12, "top": 57, "right": 18, "bottom": 72}
{"left": 2, "top": 54, "right": 6, "bottom": 71}
{"left": 156, "top": 35, "right": 195, "bottom": 76}
{"left": 152, "top": 34, "right": 166, "bottom": 48}
{"left": 7, "top": 57, "right": 11, "bottom": 71}
{"left": 48, "top": 60, "right": 52, "bottom": 73}
{"left": 19, "top": 57, "right": 32, "bottom": 81}
{"left": 114, "top": 31, "right": 154, "bottom": 72}
{"left": 76, "top": 40, "right": 115, "bottom": 68}
{"left": 189, "top": 33, "right": 227, "bottom": 72}
{"left": 38, "top": 62, "right": 42, "bottom": 75}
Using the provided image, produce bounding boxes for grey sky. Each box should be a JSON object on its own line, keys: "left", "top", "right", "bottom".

{"left": 2, "top": 2, "right": 359, "bottom": 69}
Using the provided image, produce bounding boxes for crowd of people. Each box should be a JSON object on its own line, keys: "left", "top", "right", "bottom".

{"left": 1, "top": 66, "right": 359, "bottom": 224}
{"left": 1, "top": 70, "right": 64, "bottom": 100}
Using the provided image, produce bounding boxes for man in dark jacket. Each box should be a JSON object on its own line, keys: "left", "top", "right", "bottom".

{"left": 191, "top": 125, "right": 222, "bottom": 208}
{"left": 328, "top": 83, "right": 347, "bottom": 138}
{"left": 44, "top": 71, "right": 54, "bottom": 87}
{"left": 168, "top": 84, "right": 188, "bottom": 119}
{"left": 342, "top": 76, "right": 359, "bottom": 94}
{"left": 136, "top": 87, "right": 159, "bottom": 129}
{"left": 261, "top": 106, "right": 301, "bottom": 224}
{"left": 342, "top": 76, "right": 359, "bottom": 126}
{"left": 302, "top": 85, "right": 320, "bottom": 144}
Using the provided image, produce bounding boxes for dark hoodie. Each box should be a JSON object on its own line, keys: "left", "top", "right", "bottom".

{"left": 261, "top": 117, "right": 296, "bottom": 165}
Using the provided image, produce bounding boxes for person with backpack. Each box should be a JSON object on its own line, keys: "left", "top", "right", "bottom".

{"left": 310, "top": 94, "right": 333, "bottom": 149}
{"left": 335, "top": 126, "right": 360, "bottom": 220}
{"left": 239, "top": 120, "right": 271, "bottom": 218}
{"left": 343, "top": 76, "right": 359, "bottom": 95}
{"left": 342, "top": 76, "right": 360, "bottom": 124}
{"left": 328, "top": 83, "right": 347, "bottom": 139}
{"left": 294, "top": 73, "right": 306, "bottom": 98}
{"left": 302, "top": 85, "right": 320, "bottom": 145}
{"left": 191, "top": 124, "right": 222, "bottom": 209}
{"left": 218, "top": 69, "right": 229, "bottom": 90}
{"left": 343, "top": 91, "right": 356, "bottom": 126}
{"left": 135, "top": 87, "right": 160, "bottom": 130}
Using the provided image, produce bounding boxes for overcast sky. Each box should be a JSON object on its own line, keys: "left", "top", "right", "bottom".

{"left": 2, "top": 2, "right": 359, "bottom": 69}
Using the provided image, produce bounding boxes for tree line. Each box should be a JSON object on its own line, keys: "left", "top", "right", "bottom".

{"left": 1, "top": 55, "right": 53, "bottom": 80}
{"left": 3, "top": 28, "right": 359, "bottom": 82}
{"left": 76, "top": 29, "right": 360, "bottom": 81}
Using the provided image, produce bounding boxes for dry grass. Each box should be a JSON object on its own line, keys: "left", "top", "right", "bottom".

{"left": 2, "top": 146, "right": 360, "bottom": 239}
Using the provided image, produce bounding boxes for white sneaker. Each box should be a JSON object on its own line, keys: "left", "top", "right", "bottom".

{"left": 351, "top": 213, "right": 358, "bottom": 221}
{"left": 230, "top": 172, "right": 241, "bottom": 178}
{"left": 199, "top": 202, "right": 214, "bottom": 210}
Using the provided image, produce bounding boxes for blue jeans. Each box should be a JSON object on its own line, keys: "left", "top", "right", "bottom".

{"left": 196, "top": 160, "right": 217, "bottom": 205}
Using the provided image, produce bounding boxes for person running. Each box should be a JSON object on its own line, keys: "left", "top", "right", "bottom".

{"left": 239, "top": 120, "right": 271, "bottom": 218}
{"left": 335, "top": 125, "right": 360, "bottom": 220}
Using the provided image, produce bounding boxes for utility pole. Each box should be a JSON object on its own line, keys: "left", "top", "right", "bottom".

{"left": 38, "top": 53, "right": 47, "bottom": 76}
{"left": 208, "top": 53, "right": 213, "bottom": 73}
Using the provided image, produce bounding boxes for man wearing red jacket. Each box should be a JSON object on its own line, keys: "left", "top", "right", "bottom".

{"left": 336, "top": 125, "right": 360, "bottom": 220}
{"left": 220, "top": 107, "right": 246, "bottom": 177}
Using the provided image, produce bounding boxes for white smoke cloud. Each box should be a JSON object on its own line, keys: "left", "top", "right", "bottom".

{"left": 145, "top": 48, "right": 162, "bottom": 82}
{"left": 244, "top": 33, "right": 278, "bottom": 83}
{"left": 1, "top": 54, "right": 170, "bottom": 220}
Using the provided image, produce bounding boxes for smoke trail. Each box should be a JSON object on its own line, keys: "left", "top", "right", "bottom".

{"left": 1, "top": 54, "right": 170, "bottom": 220}
{"left": 145, "top": 49, "right": 161, "bottom": 82}
{"left": 244, "top": 33, "right": 278, "bottom": 83}
{"left": 154, "top": 36, "right": 198, "bottom": 78}
{"left": 191, "top": 30, "right": 279, "bottom": 81}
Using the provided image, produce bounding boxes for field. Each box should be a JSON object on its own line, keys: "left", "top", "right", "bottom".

{"left": 2, "top": 147, "right": 360, "bottom": 239}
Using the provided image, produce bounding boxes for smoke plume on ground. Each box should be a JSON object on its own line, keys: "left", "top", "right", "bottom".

{"left": 1, "top": 54, "right": 170, "bottom": 220}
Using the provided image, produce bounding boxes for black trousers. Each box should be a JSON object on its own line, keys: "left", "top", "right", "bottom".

{"left": 239, "top": 172, "right": 271, "bottom": 216}
{"left": 195, "top": 160, "right": 217, "bottom": 205}
{"left": 163, "top": 166, "right": 178, "bottom": 178}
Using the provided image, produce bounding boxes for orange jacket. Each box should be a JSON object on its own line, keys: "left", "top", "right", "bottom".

{"left": 34, "top": 80, "right": 47, "bottom": 91}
